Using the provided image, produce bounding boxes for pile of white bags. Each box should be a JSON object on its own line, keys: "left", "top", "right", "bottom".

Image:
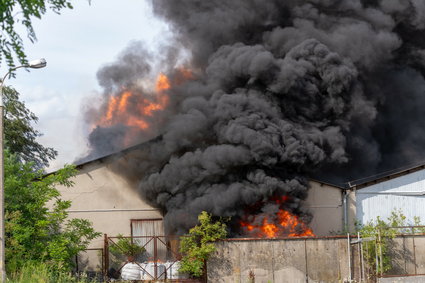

{"left": 121, "top": 260, "right": 188, "bottom": 280}
{"left": 120, "top": 262, "right": 142, "bottom": 280}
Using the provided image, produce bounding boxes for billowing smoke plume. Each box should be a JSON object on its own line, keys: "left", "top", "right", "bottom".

{"left": 84, "top": 1, "right": 425, "bottom": 234}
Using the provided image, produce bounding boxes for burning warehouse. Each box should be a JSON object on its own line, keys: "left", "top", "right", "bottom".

{"left": 55, "top": 0, "right": 425, "bottom": 276}
{"left": 61, "top": 141, "right": 352, "bottom": 239}
{"left": 56, "top": 144, "right": 352, "bottom": 273}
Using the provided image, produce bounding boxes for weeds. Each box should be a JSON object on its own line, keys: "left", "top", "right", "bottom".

{"left": 6, "top": 262, "right": 97, "bottom": 283}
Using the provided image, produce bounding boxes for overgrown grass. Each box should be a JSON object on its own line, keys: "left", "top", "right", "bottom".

{"left": 7, "top": 262, "right": 97, "bottom": 283}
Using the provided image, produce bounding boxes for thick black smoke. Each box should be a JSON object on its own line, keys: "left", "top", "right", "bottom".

{"left": 84, "top": 1, "right": 425, "bottom": 234}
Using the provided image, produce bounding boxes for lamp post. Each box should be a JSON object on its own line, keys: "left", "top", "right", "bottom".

{"left": 0, "top": 58, "right": 47, "bottom": 282}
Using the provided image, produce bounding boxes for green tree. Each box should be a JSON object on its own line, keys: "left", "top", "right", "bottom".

{"left": 4, "top": 86, "right": 57, "bottom": 168}
{"left": 179, "top": 211, "right": 227, "bottom": 278}
{"left": 4, "top": 150, "right": 101, "bottom": 273}
{"left": 0, "top": 0, "right": 75, "bottom": 69}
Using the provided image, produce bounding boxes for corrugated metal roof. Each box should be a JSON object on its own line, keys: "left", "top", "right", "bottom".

{"left": 348, "top": 162, "right": 425, "bottom": 190}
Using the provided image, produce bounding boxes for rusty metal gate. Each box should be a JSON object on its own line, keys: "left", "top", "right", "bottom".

{"left": 103, "top": 234, "right": 205, "bottom": 282}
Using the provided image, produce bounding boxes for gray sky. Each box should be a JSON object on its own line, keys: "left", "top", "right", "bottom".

{"left": 2, "top": 0, "right": 170, "bottom": 170}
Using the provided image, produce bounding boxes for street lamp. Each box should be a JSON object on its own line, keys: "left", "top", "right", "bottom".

{"left": 0, "top": 59, "right": 47, "bottom": 282}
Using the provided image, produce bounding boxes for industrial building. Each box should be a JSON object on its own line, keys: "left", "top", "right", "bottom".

{"left": 56, "top": 148, "right": 353, "bottom": 247}
{"left": 54, "top": 146, "right": 356, "bottom": 275}
{"left": 348, "top": 163, "right": 425, "bottom": 226}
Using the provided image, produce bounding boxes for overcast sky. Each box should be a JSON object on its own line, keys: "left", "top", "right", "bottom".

{"left": 1, "top": 0, "right": 170, "bottom": 170}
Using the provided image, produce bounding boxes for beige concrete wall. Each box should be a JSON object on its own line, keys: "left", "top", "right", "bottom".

{"left": 56, "top": 159, "right": 162, "bottom": 250}
{"left": 208, "top": 237, "right": 353, "bottom": 283}
{"left": 304, "top": 181, "right": 344, "bottom": 236}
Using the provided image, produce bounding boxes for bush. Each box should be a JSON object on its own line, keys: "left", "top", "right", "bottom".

{"left": 109, "top": 234, "right": 146, "bottom": 259}
{"left": 357, "top": 209, "right": 424, "bottom": 276}
{"left": 179, "top": 211, "right": 227, "bottom": 278}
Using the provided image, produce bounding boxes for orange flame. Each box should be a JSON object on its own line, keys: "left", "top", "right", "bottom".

{"left": 240, "top": 196, "right": 314, "bottom": 238}
{"left": 94, "top": 68, "right": 194, "bottom": 147}
{"left": 97, "top": 73, "right": 171, "bottom": 129}
{"left": 98, "top": 92, "right": 150, "bottom": 141}
{"left": 155, "top": 73, "right": 171, "bottom": 92}
{"left": 240, "top": 210, "right": 314, "bottom": 238}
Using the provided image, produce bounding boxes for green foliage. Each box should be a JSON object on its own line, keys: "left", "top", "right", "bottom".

{"left": 7, "top": 262, "right": 97, "bottom": 283}
{"left": 179, "top": 211, "right": 227, "bottom": 278}
{"left": 0, "top": 0, "right": 75, "bottom": 69}
{"left": 357, "top": 209, "right": 423, "bottom": 276}
{"left": 4, "top": 151, "right": 101, "bottom": 273}
{"left": 3, "top": 86, "right": 57, "bottom": 169}
{"left": 109, "top": 234, "right": 145, "bottom": 258}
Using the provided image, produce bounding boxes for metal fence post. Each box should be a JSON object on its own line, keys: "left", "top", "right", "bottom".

{"left": 154, "top": 236, "right": 158, "bottom": 279}
{"left": 378, "top": 229, "right": 383, "bottom": 277}
{"left": 347, "top": 233, "right": 352, "bottom": 282}
{"left": 357, "top": 232, "right": 361, "bottom": 282}
{"left": 104, "top": 234, "right": 109, "bottom": 281}
{"left": 375, "top": 236, "right": 379, "bottom": 277}
{"left": 359, "top": 232, "right": 365, "bottom": 282}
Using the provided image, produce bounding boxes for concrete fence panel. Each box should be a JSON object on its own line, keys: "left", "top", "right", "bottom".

{"left": 272, "top": 239, "right": 307, "bottom": 283}
{"left": 207, "top": 237, "right": 353, "bottom": 283}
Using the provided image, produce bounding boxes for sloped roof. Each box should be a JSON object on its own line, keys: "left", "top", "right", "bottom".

{"left": 70, "top": 138, "right": 345, "bottom": 191}
{"left": 73, "top": 135, "right": 162, "bottom": 170}
{"left": 347, "top": 162, "right": 425, "bottom": 190}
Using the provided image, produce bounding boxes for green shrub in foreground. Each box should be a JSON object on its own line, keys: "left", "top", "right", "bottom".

{"left": 179, "top": 211, "right": 227, "bottom": 278}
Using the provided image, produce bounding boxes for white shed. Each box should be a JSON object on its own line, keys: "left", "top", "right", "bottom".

{"left": 352, "top": 164, "right": 425, "bottom": 225}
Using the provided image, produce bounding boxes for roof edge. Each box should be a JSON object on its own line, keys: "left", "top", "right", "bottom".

{"left": 349, "top": 163, "right": 425, "bottom": 190}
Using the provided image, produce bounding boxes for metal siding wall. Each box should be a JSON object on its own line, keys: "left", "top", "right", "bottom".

{"left": 357, "top": 194, "right": 425, "bottom": 224}
{"left": 357, "top": 168, "right": 425, "bottom": 225}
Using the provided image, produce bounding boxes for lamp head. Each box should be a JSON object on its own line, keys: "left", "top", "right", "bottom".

{"left": 28, "top": 58, "right": 46, "bottom": 69}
